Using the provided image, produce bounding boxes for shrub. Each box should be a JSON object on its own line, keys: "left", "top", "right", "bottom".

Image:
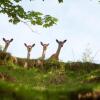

{"left": 43, "top": 59, "right": 61, "bottom": 71}
{"left": 0, "top": 51, "right": 11, "bottom": 61}
{"left": 64, "top": 62, "right": 100, "bottom": 73}
{"left": 27, "top": 59, "right": 37, "bottom": 68}
{"left": 17, "top": 58, "right": 27, "bottom": 67}
{"left": 0, "top": 51, "right": 12, "bottom": 65}
{"left": 17, "top": 58, "right": 36, "bottom": 68}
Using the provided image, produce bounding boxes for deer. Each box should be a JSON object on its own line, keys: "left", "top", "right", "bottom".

{"left": 49, "top": 39, "right": 67, "bottom": 60}
{"left": 40, "top": 42, "right": 49, "bottom": 60}
{"left": 24, "top": 43, "right": 35, "bottom": 60}
{"left": 24, "top": 43, "right": 35, "bottom": 68}
{"left": 2, "top": 38, "right": 13, "bottom": 52}
{"left": 2, "top": 38, "right": 17, "bottom": 65}
{"left": 36, "top": 42, "right": 49, "bottom": 70}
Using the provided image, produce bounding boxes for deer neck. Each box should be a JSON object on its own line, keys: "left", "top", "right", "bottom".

{"left": 3, "top": 44, "right": 9, "bottom": 52}
{"left": 27, "top": 52, "right": 30, "bottom": 59}
{"left": 55, "top": 45, "right": 61, "bottom": 58}
{"left": 41, "top": 49, "right": 46, "bottom": 59}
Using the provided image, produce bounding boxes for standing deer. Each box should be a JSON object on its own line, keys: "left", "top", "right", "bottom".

{"left": 2, "top": 38, "right": 17, "bottom": 65}
{"left": 2, "top": 38, "right": 13, "bottom": 52}
{"left": 36, "top": 42, "right": 49, "bottom": 69}
{"left": 24, "top": 43, "right": 35, "bottom": 60}
{"left": 40, "top": 42, "right": 49, "bottom": 60}
{"left": 49, "top": 39, "right": 67, "bottom": 60}
{"left": 24, "top": 43, "right": 35, "bottom": 68}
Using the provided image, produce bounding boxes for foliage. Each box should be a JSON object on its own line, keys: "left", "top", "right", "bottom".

{"left": 0, "top": 61, "right": 100, "bottom": 99}
{"left": 64, "top": 62, "right": 100, "bottom": 75}
{"left": 0, "top": 51, "right": 17, "bottom": 68}
{"left": 0, "top": 51, "right": 11, "bottom": 60}
{"left": 0, "top": 61, "right": 100, "bottom": 100}
{"left": 0, "top": 56, "right": 100, "bottom": 100}
{"left": 17, "top": 57, "right": 37, "bottom": 68}
{"left": 0, "top": 0, "right": 58, "bottom": 28}
{"left": 43, "top": 59, "right": 61, "bottom": 71}
{"left": 58, "top": 0, "right": 63, "bottom": 3}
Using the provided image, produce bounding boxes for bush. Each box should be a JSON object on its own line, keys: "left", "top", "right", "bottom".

{"left": 17, "top": 58, "right": 36, "bottom": 68}
{"left": 0, "top": 51, "right": 12, "bottom": 65}
{"left": 0, "top": 51, "right": 11, "bottom": 61}
{"left": 17, "top": 58, "right": 27, "bottom": 67}
{"left": 43, "top": 59, "right": 61, "bottom": 71}
{"left": 64, "top": 62, "right": 100, "bottom": 73}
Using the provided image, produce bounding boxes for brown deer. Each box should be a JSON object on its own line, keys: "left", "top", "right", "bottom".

{"left": 2, "top": 38, "right": 17, "bottom": 64}
{"left": 24, "top": 43, "right": 35, "bottom": 60}
{"left": 40, "top": 42, "right": 49, "bottom": 60}
{"left": 35, "top": 42, "right": 49, "bottom": 69}
{"left": 2, "top": 38, "right": 13, "bottom": 52}
{"left": 24, "top": 43, "right": 35, "bottom": 68}
{"left": 49, "top": 39, "right": 67, "bottom": 60}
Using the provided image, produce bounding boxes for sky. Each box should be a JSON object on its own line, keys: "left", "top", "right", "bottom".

{"left": 0, "top": 0, "right": 100, "bottom": 63}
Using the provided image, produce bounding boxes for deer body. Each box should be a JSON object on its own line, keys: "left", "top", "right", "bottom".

{"left": 50, "top": 39, "right": 67, "bottom": 60}
{"left": 50, "top": 45, "right": 61, "bottom": 60}
{"left": 3, "top": 38, "right": 13, "bottom": 52}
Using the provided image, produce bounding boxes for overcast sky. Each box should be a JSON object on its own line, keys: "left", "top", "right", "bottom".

{"left": 0, "top": 0, "right": 100, "bottom": 63}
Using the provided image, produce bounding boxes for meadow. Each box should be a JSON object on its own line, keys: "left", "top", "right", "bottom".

{"left": 0, "top": 51, "right": 100, "bottom": 100}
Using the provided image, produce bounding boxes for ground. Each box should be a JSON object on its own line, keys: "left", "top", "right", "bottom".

{"left": 0, "top": 60, "right": 100, "bottom": 100}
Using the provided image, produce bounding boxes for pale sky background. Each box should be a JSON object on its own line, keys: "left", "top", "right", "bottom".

{"left": 0, "top": 0, "right": 100, "bottom": 63}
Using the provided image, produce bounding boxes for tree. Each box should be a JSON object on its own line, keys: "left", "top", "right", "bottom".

{"left": 0, "top": 0, "right": 63, "bottom": 28}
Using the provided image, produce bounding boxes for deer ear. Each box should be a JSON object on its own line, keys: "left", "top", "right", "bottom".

{"left": 63, "top": 40, "right": 67, "bottom": 43}
{"left": 32, "top": 44, "right": 35, "bottom": 47}
{"left": 56, "top": 39, "right": 59, "bottom": 43}
{"left": 10, "top": 38, "right": 13, "bottom": 42}
{"left": 24, "top": 43, "right": 27, "bottom": 47}
{"left": 40, "top": 42, "right": 43, "bottom": 46}
{"left": 3, "top": 38, "right": 6, "bottom": 42}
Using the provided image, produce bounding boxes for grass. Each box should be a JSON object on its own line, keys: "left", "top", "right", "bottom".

{"left": 0, "top": 59, "right": 100, "bottom": 100}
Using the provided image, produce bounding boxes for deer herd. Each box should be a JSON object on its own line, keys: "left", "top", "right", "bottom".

{"left": 1, "top": 38, "right": 67, "bottom": 68}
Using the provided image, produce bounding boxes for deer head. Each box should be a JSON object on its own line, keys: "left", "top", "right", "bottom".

{"left": 3, "top": 38, "right": 13, "bottom": 45}
{"left": 40, "top": 42, "right": 49, "bottom": 51}
{"left": 56, "top": 39, "right": 67, "bottom": 47}
{"left": 2, "top": 38, "right": 13, "bottom": 52}
{"left": 24, "top": 43, "right": 35, "bottom": 52}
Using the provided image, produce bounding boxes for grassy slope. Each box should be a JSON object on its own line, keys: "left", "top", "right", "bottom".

{"left": 0, "top": 61, "right": 100, "bottom": 100}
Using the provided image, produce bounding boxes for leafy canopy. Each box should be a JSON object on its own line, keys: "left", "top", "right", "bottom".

{"left": 0, "top": 0, "right": 63, "bottom": 28}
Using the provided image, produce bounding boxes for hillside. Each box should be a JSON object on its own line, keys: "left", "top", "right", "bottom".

{"left": 0, "top": 52, "right": 100, "bottom": 100}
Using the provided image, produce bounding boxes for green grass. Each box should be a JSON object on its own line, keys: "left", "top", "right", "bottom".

{"left": 0, "top": 60, "right": 100, "bottom": 100}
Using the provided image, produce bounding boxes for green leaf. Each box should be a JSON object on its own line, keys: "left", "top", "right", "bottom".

{"left": 0, "top": 0, "right": 58, "bottom": 28}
